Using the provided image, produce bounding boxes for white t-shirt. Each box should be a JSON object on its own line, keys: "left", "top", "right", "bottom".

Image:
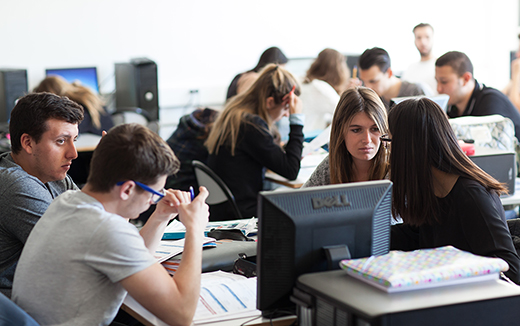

{"left": 401, "top": 59, "right": 437, "bottom": 96}
{"left": 277, "top": 78, "right": 340, "bottom": 141}
{"left": 13, "top": 190, "right": 157, "bottom": 326}
{"left": 300, "top": 79, "right": 340, "bottom": 133}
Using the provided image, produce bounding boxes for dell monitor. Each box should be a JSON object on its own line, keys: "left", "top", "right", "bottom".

{"left": 256, "top": 180, "right": 392, "bottom": 316}
{"left": 45, "top": 67, "right": 100, "bottom": 94}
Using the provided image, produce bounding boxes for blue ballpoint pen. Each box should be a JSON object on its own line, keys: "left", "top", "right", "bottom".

{"left": 189, "top": 186, "right": 195, "bottom": 201}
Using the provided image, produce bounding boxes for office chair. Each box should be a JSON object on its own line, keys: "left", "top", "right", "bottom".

{"left": 192, "top": 160, "right": 243, "bottom": 221}
{"left": 0, "top": 292, "right": 40, "bottom": 326}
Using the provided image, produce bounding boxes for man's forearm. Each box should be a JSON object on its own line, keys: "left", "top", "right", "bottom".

{"left": 139, "top": 217, "right": 170, "bottom": 254}
{"left": 170, "top": 229, "right": 204, "bottom": 320}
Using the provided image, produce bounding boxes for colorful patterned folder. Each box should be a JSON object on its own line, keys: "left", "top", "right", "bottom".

{"left": 340, "top": 246, "right": 509, "bottom": 292}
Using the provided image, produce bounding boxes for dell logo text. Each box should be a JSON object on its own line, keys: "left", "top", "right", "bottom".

{"left": 312, "top": 195, "right": 351, "bottom": 209}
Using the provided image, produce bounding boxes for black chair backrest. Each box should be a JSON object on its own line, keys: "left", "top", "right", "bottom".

{"left": 192, "top": 160, "right": 243, "bottom": 220}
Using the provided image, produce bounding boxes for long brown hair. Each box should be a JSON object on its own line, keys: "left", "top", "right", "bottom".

{"left": 329, "top": 87, "right": 389, "bottom": 184}
{"left": 389, "top": 98, "right": 507, "bottom": 226}
{"left": 34, "top": 75, "right": 105, "bottom": 128}
{"left": 206, "top": 64, "right": 300, "bottom": 155}
{"left": 304, "top": 48, "right": 350, "bottom": 95}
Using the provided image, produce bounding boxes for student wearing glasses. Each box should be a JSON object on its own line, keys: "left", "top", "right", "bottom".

{"left": 0, "top": 93, "right": 83, "bottom": 298}
{"left": 13, "top": 123, "right": 210, "bottom": 326}
{"left": 206, "top": 64, "right": 304, "bottom": 220}
{"left": 389, "top": 98, "right": 520, "bottom": 284}
{"left": 302, "top": 87, "right": 389, "bottom": 188}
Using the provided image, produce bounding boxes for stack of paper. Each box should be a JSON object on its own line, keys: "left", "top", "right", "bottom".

{"left": 340, "top": 246, "right": 509, "bottom": 292}
{"left": 193, "top": 271, "right": 260, "bottom": 324}
{"left": 123, "top": 271, "right": 260, "bottom": 326}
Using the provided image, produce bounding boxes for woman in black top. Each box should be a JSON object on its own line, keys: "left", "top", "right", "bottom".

{"left": 207, "top": 64, "right": 303, "bottom": 219}
{"left": 389, "top": 97, "right": 520, "bottom": 284}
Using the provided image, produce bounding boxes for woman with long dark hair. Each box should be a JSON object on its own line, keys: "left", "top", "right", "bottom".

{"left": 389, "top": 97, "right": 520, "bottom": 284}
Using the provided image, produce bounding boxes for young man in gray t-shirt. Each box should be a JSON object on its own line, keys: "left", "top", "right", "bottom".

{"left": 0, "top": 93, "right": 84, "bottom": 298}
{"left": 13, "top": 123, "right": 209, "bottom": 326}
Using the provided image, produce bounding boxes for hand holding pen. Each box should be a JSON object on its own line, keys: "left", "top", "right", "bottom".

{"left": 189, "top": 186, "right": 195, "bottom": 202}
{"left": 282, "top": 85, "right": 302, "bottom": 115}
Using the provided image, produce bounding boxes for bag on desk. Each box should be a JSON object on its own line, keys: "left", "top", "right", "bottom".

{"left": 207, "top": 228, "right": 253, "bottom": 241}
{"left": 233, "top": 253, "right": 257, "bottom": 278}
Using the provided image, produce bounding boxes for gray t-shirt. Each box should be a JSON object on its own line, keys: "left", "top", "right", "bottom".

{"left": 302, "top": 155, "right": 331, "bottom": 188}
{"left": 0, "top": 152, "right": 77, "bottom": 297}
{"left": 13, "top": 190, "right": 157, "bottom": 326}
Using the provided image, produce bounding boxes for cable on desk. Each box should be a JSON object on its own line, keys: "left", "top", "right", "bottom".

{"left": 240, "top": 314, "right": 262, "bottom": 326}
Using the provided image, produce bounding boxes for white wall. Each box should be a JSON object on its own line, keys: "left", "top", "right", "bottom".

{"left": 0, "top": 0, "right": 518, "bottom": 112}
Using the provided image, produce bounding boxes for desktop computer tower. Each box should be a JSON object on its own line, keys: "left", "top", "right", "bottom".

{"left": 0, "top": 69, "right": 28, "bottom": 124}
{"left": 115, "top": 58, "right": 159, "bottom": 121}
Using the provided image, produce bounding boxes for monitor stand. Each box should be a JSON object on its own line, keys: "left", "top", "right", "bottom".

{"left": 323, "top": 245, "right": 351, "bottom": 270}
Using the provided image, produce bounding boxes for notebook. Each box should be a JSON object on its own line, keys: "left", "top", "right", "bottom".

{"left": 340, "top": 246, "right": 508, "bottom": 293}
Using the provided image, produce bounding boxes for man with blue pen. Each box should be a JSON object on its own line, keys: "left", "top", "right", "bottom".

{"left": 13, "top": 123, "right": 210, "bottom": 326}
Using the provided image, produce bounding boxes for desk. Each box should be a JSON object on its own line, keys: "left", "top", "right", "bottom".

{"left": 295, "top": 270, "right": 520, "bottom": 325}
{"left": 265, "top": 151, "right": 328, "bottom": 189}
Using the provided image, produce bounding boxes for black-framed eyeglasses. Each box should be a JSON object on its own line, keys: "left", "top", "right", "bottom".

{"left": 116, "top": 180, "right": 165, "bottom": 204}
{"left": 380, "top": 134, "right": 392, "bottom": 142}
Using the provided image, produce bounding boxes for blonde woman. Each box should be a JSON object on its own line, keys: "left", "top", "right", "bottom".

{"left": 303, "top": 87, "right": 388, "bottom": 187}
{"left": 206, "top": 64, "right": 303, "bottom": 219}
{"left": 34, "top": 75, "right": 114, "bottom": 136}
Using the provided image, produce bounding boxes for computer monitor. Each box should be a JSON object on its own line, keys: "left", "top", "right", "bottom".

{"left": 45, "top": 67, "right": 99, "bottom": 94}
{"left": 256, "top": 180, "right": 392, "bottom": 316}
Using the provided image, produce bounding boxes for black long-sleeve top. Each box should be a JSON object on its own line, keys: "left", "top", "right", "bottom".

{"left": 207, "top": 114, "right": 303, "bottom": 218}
{"left": 391, "top": 177, "right": 520, "bottom": 284}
